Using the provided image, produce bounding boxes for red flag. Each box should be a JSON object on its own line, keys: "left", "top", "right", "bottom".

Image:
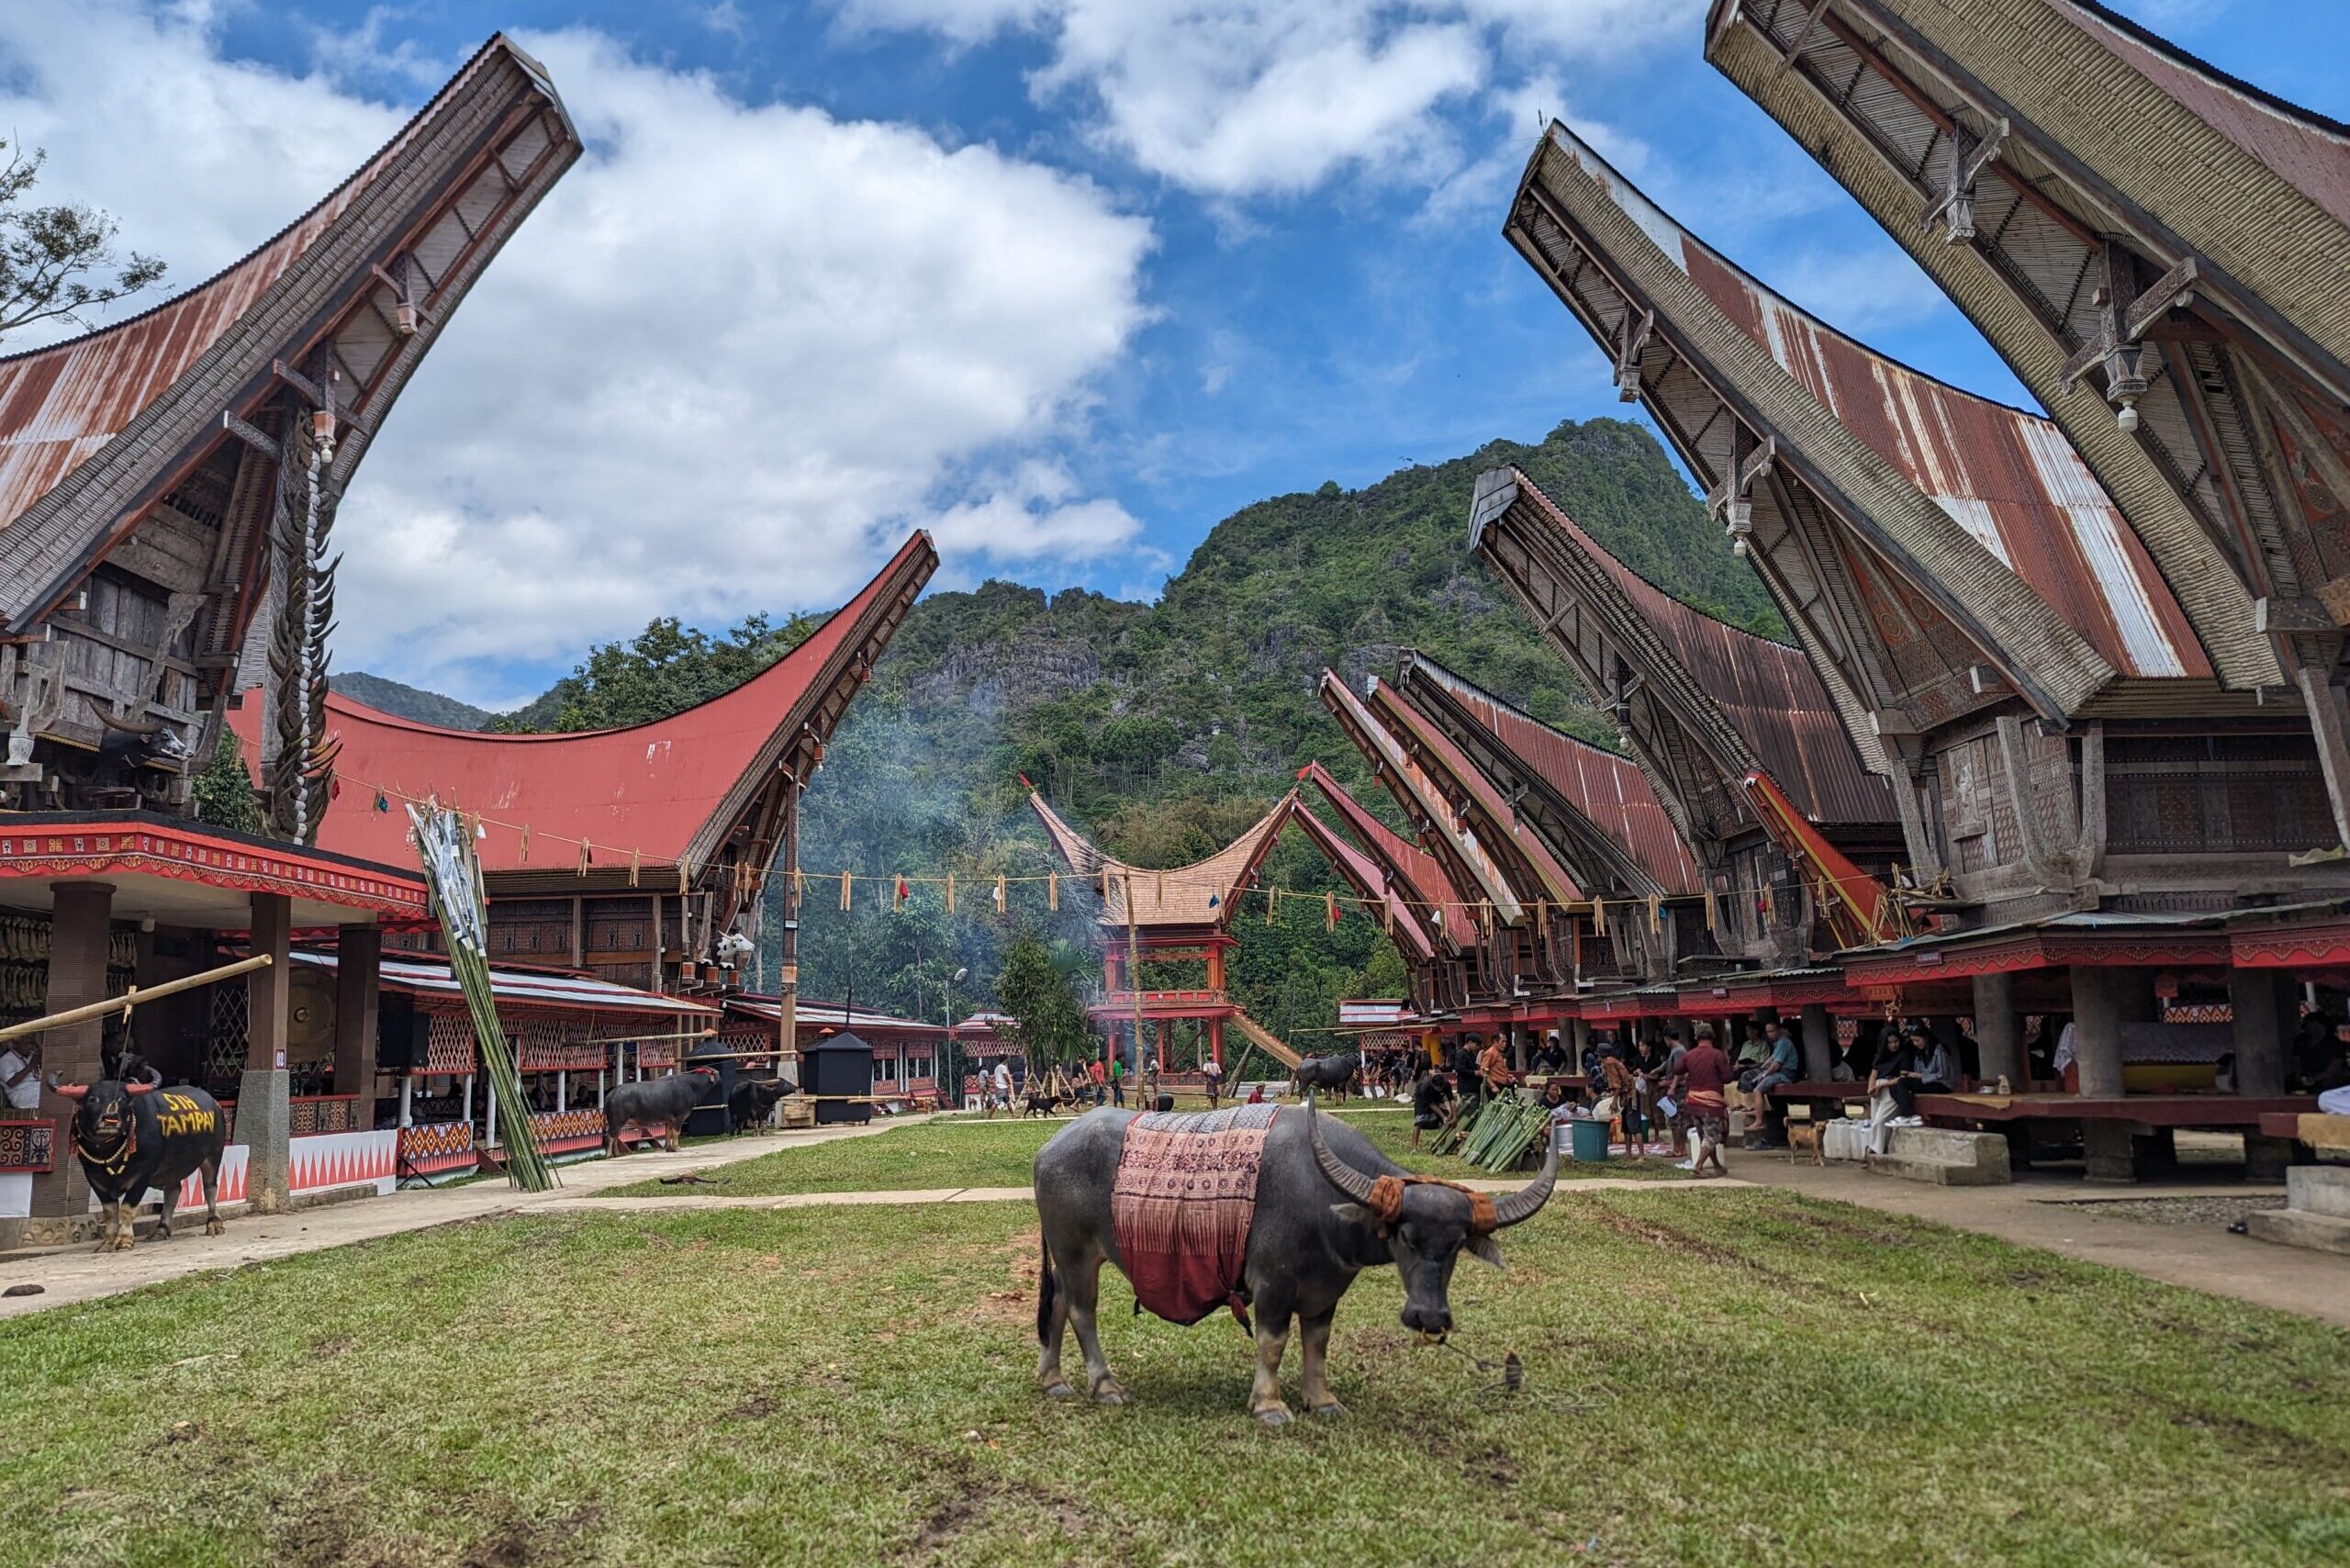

{"left": 895, "top": 875, "right": 911, "bottom": 908}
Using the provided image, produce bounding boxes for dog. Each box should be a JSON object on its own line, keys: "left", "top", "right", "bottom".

{"left": 1785, "top": 1118, "right": 1825, "bottom": 1165}
{"left": 1022, "top": 1090, "right": 1069, "bottom": 1118}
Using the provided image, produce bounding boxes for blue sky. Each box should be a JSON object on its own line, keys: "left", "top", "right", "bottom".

{"left": 5, "top": 1, "right": 2344, "bottom": 707}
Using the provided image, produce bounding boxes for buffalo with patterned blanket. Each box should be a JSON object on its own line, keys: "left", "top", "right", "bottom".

{"left": 1034, "top": 1098, "right": 1560, "bottom": 1425}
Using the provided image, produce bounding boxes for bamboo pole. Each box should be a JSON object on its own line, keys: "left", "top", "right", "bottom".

{"left": 0, "top": 954, "right": 274, "bottom": 1044}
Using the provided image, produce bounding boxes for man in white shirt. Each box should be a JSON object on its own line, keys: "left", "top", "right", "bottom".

{"left": 990, "top": 1059, "right": 1013, "bottom": 1116}
{"left": 0, "top": 1042, "right": 39, "bottom": 1111}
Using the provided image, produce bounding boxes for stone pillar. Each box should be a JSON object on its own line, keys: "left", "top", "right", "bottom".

{"left": 1569, "top": 1015, "right": 1590, "bottom": 1065}
{"left": 2228, "top": 968, "right": 2295, "bottom": 1095}
{"left": 2067, "top": 966, "right": 2139, "bottom": 1100}
{"left": 1973, "top": 972, "right": 2020, "bottom": 1089}
{"left": 333, "top": 924, "right": 380, "bottom": 1116}
{"left": 1798, "top": 1003, "right": 1834, "bottom": 1082}
{"left": 29, "top": 881, "right": 114, "bottom": 1225}
{"left": 242, "top": 892, "right": 294, "bottom": 1213}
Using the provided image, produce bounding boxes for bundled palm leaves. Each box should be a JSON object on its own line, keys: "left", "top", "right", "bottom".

{"left": 410, "top": 804, "right": 555, "bottom": 1192}
{"left": 266, "top": 412, "right": 341, "bottom": 845}
{"left": 1439, "top": 1091, "right": 1553, "bottom": 1172}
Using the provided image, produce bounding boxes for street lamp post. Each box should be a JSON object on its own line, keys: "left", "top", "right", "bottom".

{"left": 946, "top": 966, "right": 967, "bottom": 1109}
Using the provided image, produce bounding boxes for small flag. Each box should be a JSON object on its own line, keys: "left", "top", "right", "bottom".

{"left": 476, "top": 818, "right": 488, "bottom": 842}
{"left": 840, "top": 870, "right": 853, "bottom": 911}
{"left": 1648, "top": 892, "right": 1662, "bottom": 935}
{"left": 519, "top": 824, "right": 531, "bottom": 864}
{"left": 946, "top": 872, "right": 956, "bottom": 913}
{"left": 1326, "top": 891, "right": 1338, "bottom": 932}
{"left": 1047, "top": 871, "right": 1058, "bottom": 912}
{"left": 794, "top": 867, "right": 805, "bottom": 902}
{"left": 372, "top": 790, "right": 389, "bottom": 813}
{"left": 1207, "top": 891, "right": 1220, "bottom": 909}
{"left": 628, "top": 846, "right": 641, "bottom": 887}
{"left": 1155, "top": 873, "right": 1164, "bottom": 907}
{"left": 1704, "top": 886, "right": 1718, "bottom": 932}
{"left": 894, "top": 875, "right": 910, "bottom": 909}
{"left": 578, "top": 840, "right": 592, "bottom": 874}
{"left": 1595, "top": 898, "right": 1608, "bottom": 936}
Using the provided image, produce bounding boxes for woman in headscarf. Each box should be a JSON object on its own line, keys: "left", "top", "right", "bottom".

{"left": 1863, "top": 1028, "right": 1919, "bottom": 1163}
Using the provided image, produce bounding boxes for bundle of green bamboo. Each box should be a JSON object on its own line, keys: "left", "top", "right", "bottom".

{"left": 409, "top": 804, "right": 556, "bottom": 1192}
{"left": 1449, "top": 1092, "right": 1552, "bottom": 1173}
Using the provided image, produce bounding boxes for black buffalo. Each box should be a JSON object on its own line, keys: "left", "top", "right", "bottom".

{"left": 51, "top": 1065, "right": 229, "bottom": 1252}
{"left": 727, "top": 1078, "right": 792, "bottom": 1135}
{"left": 1032, "top": 1099, "right": 1557, "bottom": 1423}
{"left": 1292, "top": 1053, "right": 1360, "bottom": 1102}
{"left": 604, "top": 1068, "right": 719, "bottom": 1154}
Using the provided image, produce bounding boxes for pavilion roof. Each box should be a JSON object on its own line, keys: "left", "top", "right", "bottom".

{"left": 0, "top": 34, "right": 578, "bottom": 629}
{"left": 241, "top": 532, "right": 935, "bottom": 883}
{"left": 1508, "top": 121, "right": 2210, "bottom": 714}
{"left": 1472, "top": 467, "right": 1891, "bottom": 834}
{"left": 1028, "top": 790, "right": 1297, "bottom": 932}
{"left": 1283, "top": 793, "right": 1438, "bottom": 963}
{"left": 1394, "top": 655, "right": 1700, "bottom": 896}
{"left": 1295, "top": 762, "right": 1478, "bottom": 953}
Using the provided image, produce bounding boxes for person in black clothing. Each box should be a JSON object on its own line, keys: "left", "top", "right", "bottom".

{"left": 1411, "top": 1068, "right": 1456, "bottom": 1150}
{"left": 1453, "top": 1035, "right": 1485, "bottom": 1112}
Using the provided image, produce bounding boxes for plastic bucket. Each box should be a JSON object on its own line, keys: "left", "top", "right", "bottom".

{"left": 1568, "top": 1116, "right": 1612, "bottom": 1164}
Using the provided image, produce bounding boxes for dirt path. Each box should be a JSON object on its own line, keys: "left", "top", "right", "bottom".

{"left": 1729, "top": 1156, "right": 2350, "bottom": 1329}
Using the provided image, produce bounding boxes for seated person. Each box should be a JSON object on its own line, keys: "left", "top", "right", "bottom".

{"left": 1743, "top": 1020, "right": 1802, "bottom": 1147}
{"left": 1912, "top": 1029, "right": 1958, "bottom": 1096}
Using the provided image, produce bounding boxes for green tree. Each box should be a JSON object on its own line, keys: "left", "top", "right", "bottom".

{"left": 499, "top": 611, "right": 819, "bottom": 732}
{"left": 191, "top": 730, "right": 263, "bottom": 836}
{"left": 993, "top": 931, "right": 1091, "bottom": 1074}
{"left": 0, "top": 140, "right": 165, "bottom": 340}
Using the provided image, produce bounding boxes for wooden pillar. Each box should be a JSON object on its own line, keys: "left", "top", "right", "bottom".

{"left": 1208, "top": 1015, "right": 1224, "bottom": 1068}
{"left": 1798, "top": 1003, "right": 1834, "bottom": 1081}
{"left": 243, "top": 892, "right": 294, "bottom": 1213}
{"left": 1973, "top": 972, "right": 2020, "bottom": 1088}
{"left": 28, "top": 881, "right": 113, "bottom": 1226}
{"left": 333, "top": 924, "right": 380, "bottom": 1113}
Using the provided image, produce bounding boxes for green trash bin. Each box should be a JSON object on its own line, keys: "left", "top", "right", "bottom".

{"left": 1568, "top": 1115, "right": 1611, "bottom": 1164}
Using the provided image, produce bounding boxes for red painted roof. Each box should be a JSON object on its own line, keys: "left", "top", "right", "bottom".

{"left": 1403, "top": 659, "right": 1701, "bottom": 895}
{"left": 235, "top": 532, "right": 934, "bottom": 874}
{"left": 1284, "top": 794, "right": 1438, "bottom": 963}
{"left": 1501, "top": 474, "right": 1892, "bottom": 830}
{"left": 1297, "top": 760, "right": 1478, "bottom": 951}
{"left": 0, "top": 36, "right": 531, "bottom": 535}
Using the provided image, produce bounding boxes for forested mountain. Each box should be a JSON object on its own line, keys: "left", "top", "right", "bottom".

{"left": 330, "top": 670, "right": 498, "bottom": 730}
{"left": 348, "top": 418, "right": 1779, "bottom": 1046}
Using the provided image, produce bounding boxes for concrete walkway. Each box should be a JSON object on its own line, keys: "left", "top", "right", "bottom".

{"left": 0, "top": 1118, "right": 913, "bottom": 1321}
{"left": 1728, "top": 1156, "right": 2350, "bottom": 1330}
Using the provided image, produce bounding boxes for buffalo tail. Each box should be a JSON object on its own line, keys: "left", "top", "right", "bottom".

{"left": 1035, "top": 1236, "right": 1058, "bottom": 1348}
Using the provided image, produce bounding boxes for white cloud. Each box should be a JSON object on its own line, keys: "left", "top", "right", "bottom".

{"left": 0, "top": 6, "right": 1154, "bottom": 705}
{"left": 835, "top": 0, "right": 1701, "bottom": 199}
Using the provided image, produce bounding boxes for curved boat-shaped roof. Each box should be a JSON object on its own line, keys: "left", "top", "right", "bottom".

{"left": 1365, "top": 676, "right": 1584, "bottom": 905}
{"left": 1029, "top": 790, "right": 1295, "bottom": 933}
{"left": 1525, "top": 120, "right": 2205, "bottom": 687}
{"left": 1399, "top": 655, "right": 1700, "bottom": 895}
{"left": 237, "top": 532, "right": 935, "bottom": 879}
{"left": 1284, "top": 801, "right": 1438, "bottom": 964}
{"left": 1296, "top": 761, "right": 1478, "bottom": 953}
{"left": 0, "top": 34, "right": 578, "bottom": 623}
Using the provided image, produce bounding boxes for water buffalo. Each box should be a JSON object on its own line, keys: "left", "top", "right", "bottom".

{"left": 50, "top": 1065, "right": 229, "bottom": 1252}
{"left": 727, "top": 1077, "right": 791, "bottom": 1135}
{"left": 604, "top": 1068, "right": 718, "bottom": 1154}
{"left": 1292, "top": 1052, "right": 1360, "bottom": 1102}
{"left": 1032, "top": 1099, "right": 1557, "bottom": 1423}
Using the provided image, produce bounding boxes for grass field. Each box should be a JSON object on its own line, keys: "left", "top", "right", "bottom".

{"left": 3, "top": 1185, "right": 2345, "bottom": 1567}
{"left": 607, "top": 1105, "right": 1686, "bottom": 1197}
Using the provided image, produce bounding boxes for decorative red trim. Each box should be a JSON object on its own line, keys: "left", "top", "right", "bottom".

{"left": 0, "top": 823, "right": 425, "bottom": 919}
{"left": 1845, "top": 930, "right": 2228, "bottom": 984}
{"left": 2232, "top": 921, "right": 2350, "bottom": 969}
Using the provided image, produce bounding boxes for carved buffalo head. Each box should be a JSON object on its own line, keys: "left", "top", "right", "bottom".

{"left": 1307, "top": 1100, "right": 1558, "bottom": 1337}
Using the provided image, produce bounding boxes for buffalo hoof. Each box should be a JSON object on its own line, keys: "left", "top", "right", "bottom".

{"left": 1091, "top": 1381, "right": 1128, "bottom": 1407}
{"left": 1042, "top": 1381, "right": 1078, "bottom": 1402}
{"left": 155, "top": 1224, "right": 171, "bottom": 1240}
{"left": 1310, "top": 1400, "right": 1347, "bottom": 1418}
{"left": 205, "top": 1219, "right": 226, "bottom": 1237}
{"left": 1253, "top": 1404, "right": 1293, "bottom": 1428}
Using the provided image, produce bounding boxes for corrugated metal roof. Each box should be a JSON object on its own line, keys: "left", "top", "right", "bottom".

{"left": 1366, "top": 676, "right": 1584, "bottom": 904}
{"left": 726, "top": 995, "right": 940, "bottom": 1034}
{"left": 1405, "top": 658, "right": 1701, "bottom": 894}
{"left": 1297, "top": 761, "right": 1479, "bottom": 952}
{"left": 243, "top": 532, "right": 934, "bottom": 874}
{"left": 1030, "top": 790, "right": 1296, "bottom": 931}
{"left": 1285, "top": 801, "right": 1439, "bottom": 963}
{"left": 1499, "top": 472, "right": 1893, "bottom": 829}
{"left": 1318, "top": 671, "right": 1524, "bottom": 921}
{"left": 0, "top": 36, "right": 520, "bottom": 536}
{"left": 1548, "top": 121, "right": 2206, "bottom": 683}
{"left": 291, "top": 948, "right": 716, "bottom": 1017}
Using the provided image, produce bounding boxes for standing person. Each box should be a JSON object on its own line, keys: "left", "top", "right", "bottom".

{"left": 1453, "top": 1036, "right": 1485, "bottom": 1115}
{"left": 1202, "top": 1051, "right": 1224, "bottom": 1107}
{"left": 1477, "top": 1034, "right": 1518, "bottom": 1098}
{"left": 1597, "top": 1046, "right": 1643, "bottom": 1160}
{"left": 1678, "top": 1027, "right": 1735, "bottom": 1177}
{"left": 1410, "top": 1066, "right": 1455, "bottom": 1151}
{"left": 990, "top": 1058, "right": 1013, "bottom": 1118}
{"left": 1087, "top": 1055, "right": 1107, "bottom": 1107}
{"left": 1109, "top": 1051, "right": 1126, "bottom": 1108}
{"left": 0, "top": 1039, "right": 39, "bottom": 1112}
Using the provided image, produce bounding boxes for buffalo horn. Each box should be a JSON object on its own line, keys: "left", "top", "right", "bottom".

{"left": 45, "top": 1071, "right": 88, "bottom": 1101}
{"left": 1488, "top": 1138, "right": 1561, "bottom": 1229}
{"left": 125, "top": 1070, "right": 161, "bottom": 1096}
{"left": 1305, "top": 1100, "right": 1380, "bottom": 1204}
